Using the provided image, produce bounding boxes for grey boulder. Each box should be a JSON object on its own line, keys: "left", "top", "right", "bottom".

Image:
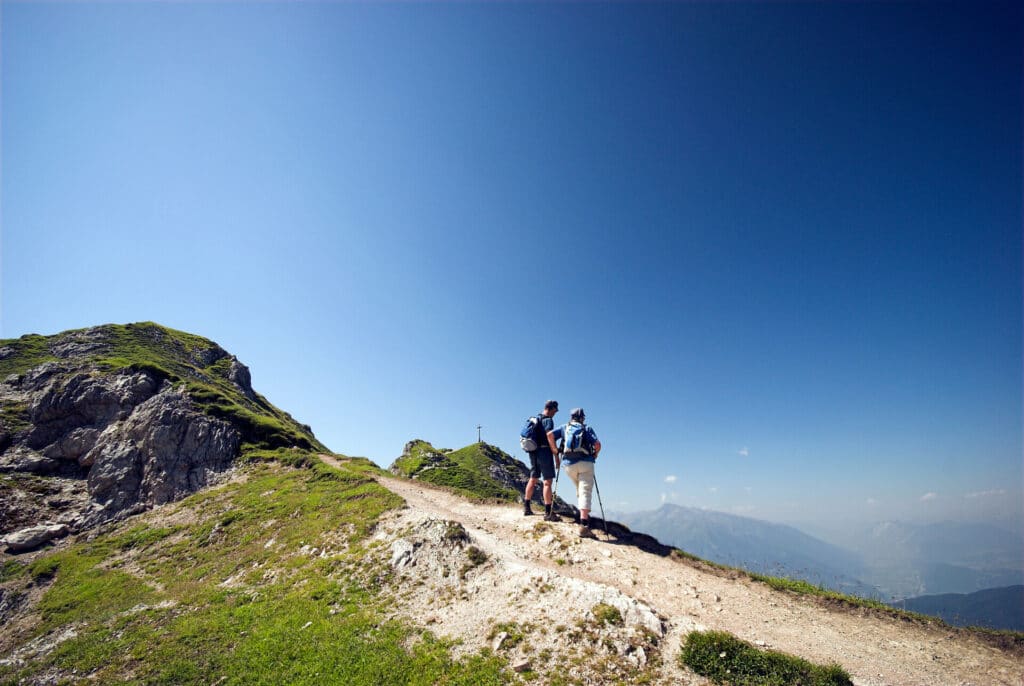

{"left": 2, "top": 523, "right": 69, "bottom": 552}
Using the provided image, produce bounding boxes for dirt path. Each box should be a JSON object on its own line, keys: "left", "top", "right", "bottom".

{"left": 322, "top": 457, "right": 1022, "bottom": 685}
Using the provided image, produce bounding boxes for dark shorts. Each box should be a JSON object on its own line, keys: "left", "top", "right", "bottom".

{"left": 528, "top": 450, "right": 555, "bottom": 481}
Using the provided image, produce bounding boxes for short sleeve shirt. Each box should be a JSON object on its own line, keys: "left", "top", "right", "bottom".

{"left": 534, "top": 415, "right": 555, "bottom": 456}
{"left": 548, "top": 425, "right": 564, "bottom": 449}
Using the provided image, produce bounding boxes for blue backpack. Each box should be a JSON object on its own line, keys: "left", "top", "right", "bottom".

{"left": 564, "top": 422, "right": 594, "bottom": 456}
{"left": 519, "top": 414, "right": 545, "bottom": 452}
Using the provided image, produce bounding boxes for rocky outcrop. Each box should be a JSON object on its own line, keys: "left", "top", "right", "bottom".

{"left": 474, "top": 443, "right": 535, "bottom": 494}
{"left": 84, "top": 385, "right": 239, "bottom": 524}
{"left": 228, "top": 357, "right": 256, "bottom": 400}
{"left": 28, "top": 370, "right": 161, "bottom": 458}
{"left": 1, "top": 371, "right": 240, "bottom": 549}
{"left": 0, "top": 324, "right": 288, "bottom": 552}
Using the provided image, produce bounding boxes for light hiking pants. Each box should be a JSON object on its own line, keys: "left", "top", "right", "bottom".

{"left": 564, "top": 461, "right": 595, "bottom": 511}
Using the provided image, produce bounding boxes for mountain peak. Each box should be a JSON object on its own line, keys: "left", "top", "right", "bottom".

{"left": 1, "top": 322, "right": 323, "bottom": 549}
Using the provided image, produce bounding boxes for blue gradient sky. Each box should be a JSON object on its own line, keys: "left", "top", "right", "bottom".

{"left": 2, "top": 1, "right": 1020, "bottom": 531}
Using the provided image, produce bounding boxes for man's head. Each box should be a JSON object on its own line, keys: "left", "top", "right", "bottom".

{"left": 543, "top": 400, "right": 559, "bottom": 417}
{"left": 570, "top": 408, "right": 586, "bottom": 423}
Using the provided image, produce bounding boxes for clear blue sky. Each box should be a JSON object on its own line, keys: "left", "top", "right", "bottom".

{"left": 2, "top": 1, "right": 1020, "bottom": 533}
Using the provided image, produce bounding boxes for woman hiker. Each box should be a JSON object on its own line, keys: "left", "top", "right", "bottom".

{"left": 556, "top": 408, "right": 601, "bottom": 538}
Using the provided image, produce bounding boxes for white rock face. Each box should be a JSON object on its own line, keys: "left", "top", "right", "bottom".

{"left": 390, "top": 539, "right": 416, "bottom": 568}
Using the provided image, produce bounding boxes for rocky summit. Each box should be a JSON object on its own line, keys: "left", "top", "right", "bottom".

{"left": 0, "top": 322, "right": 322, "bottom": 551}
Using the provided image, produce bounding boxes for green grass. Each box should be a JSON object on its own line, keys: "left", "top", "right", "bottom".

{"left": 487, "top": 622, "right": 530, "bottom": 651}
{"left": 746, "top": 574, "right": 890, "bottom": 611}
{"left": 113, "top": 524, "right": 183, "bottom": 552}
{"left": 390, "top": 439, "right": 444, "bottom": 474}
{"left": 32, "top": 552, "right": 158, "bottom": 632}
{"left": 27, "top": 556, "right": 60, "bottom": 581}
{"left": 391, "top": 441, "right": 521, "bottom": 502}
{"left": 460, "top": 546, "right": 488, "bottom": 580}
{"left": 591, "top": 603, "right": 623, "bottom": 627}
{"left": 0, "top": 401, "right": 31, "bottom": 435}
{"left": 0, "top": 333, "right": 59, "bottom": 378}
{"left": 680, "top": 630, "right": 853, "bottom": 686}
{"left": 1, "top": 559, "right": 26, "bottom": 582}
{"left": 0, "top": 453, "right": 509, "bottom": 685}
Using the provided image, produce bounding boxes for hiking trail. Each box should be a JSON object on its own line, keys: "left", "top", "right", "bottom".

{"left": 320, "top": 454, "right": 1022, "bottom": 686}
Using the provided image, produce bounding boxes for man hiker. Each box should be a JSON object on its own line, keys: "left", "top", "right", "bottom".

{"left": 523, "top": 400, "right": 559, "bottom": 520}
{"left": 558, "top": 408, "right": 601, "bottom": 538}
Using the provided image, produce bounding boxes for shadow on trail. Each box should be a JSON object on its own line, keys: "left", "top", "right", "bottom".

{"left": 550, "top": 506, "right": 680, "bottom": 558}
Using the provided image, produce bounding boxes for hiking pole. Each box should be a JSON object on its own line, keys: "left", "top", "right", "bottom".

{"left": 592, "top": 473, "right": 607, "bottom": 534}
{"left": 548, "top": 456, "right": 561, "bottom": 521}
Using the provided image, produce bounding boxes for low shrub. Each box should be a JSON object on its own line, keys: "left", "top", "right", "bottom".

{"left": 680, "top": 630, "right": 852, "bottom": 685}
{"left": 591, "top": 602, "right": 623, "bottom": 626}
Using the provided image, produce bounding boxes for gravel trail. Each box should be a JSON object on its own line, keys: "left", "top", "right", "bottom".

{"left": 322, "top": 457, "right": 1022, "bottom": 685}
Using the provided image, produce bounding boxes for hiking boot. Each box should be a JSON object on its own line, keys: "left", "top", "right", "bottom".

{"left": 523, "top": 501, "right": 534, "bottom": 516}
{"left": 543, "top": 511, "right": 559, "bottom": 522}
{"left": 578, "top": 524, "right": 596, "bottom": 539}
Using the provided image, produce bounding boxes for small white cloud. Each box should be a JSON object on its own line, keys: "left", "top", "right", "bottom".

{"left": 744, "top": 486, "right": 753, "bottom": 494}
{"left": 708, "top": 487, "right": 718, "bottom": 494}
{"left": 660, "top": 493, "right": 667, "bottom": 504}
{"left": 920, "top": 492, "right": 938, "bottom": 502}
{"left": 665, "top": 475, "right": 677, "bottom": 484}
{"left": 866, "top": 498, "right": 877, "bottom": 506}
{"left": 965, "top": 489, "right": 1006, "bottom": 499}
{"left": 738, "top": 447, "right": 749, "bottom": 457}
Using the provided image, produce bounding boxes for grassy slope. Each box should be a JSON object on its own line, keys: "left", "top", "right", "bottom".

{"left": 0, "top": 450, "right": 507, "bottom": 685}
{"left": 0, "top": 322, "right": 325, "bottom": 453}
{"left": 391, "top": 441, "right": 521, "bottom": 502}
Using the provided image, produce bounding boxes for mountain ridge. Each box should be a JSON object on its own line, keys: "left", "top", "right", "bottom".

{"left": 615, "top": 502, "right": 881, "bottom": 600}
{"left": 894, "top": 585, "right": 1024, "bottom": 632}
{"left": 2, "top": 323, "right": 1022, "bottom": 684}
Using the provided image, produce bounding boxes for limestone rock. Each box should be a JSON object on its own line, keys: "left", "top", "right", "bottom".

{"left": 42, "top": 427, "right": 100, "bottom": 463}
{"left": 0, "top": 323, "right": 315, "bottom": 538}
{"left": 0, "top": 447, "right": 62, "bottom": 476}
{"left": 84, "top": 386, "right": 239, "bottom": 524}
{"left": 228, "top": 357, "right": 256, "bottom": 400}
{"left": 2, "top": 523, "right": 68, "bottom": 552}
{"left": 27, "top": 370, "right": 160, "bottom": 452}
{"left": 391, "top": 539, "right": 416, "bottom": 568}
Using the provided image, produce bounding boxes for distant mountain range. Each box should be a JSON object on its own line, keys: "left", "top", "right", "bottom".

{"left": 848, "top": 520, "right": 1024, "bottom": 600}
{"left": 614, "top": 504, "right": 1024, "bottom": 631}
{"left": 894, "top": 586, "right": 1024, "bottom": 631}
{"left": 613, "top": 504, "right": 880, "bottom": 598}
